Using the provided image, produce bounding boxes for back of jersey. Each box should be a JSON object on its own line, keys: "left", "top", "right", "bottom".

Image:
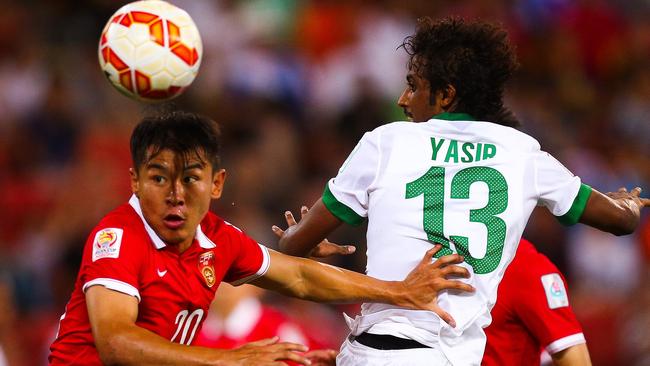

{"left": 323, "top": 113, "right": 589, "bottom": 365}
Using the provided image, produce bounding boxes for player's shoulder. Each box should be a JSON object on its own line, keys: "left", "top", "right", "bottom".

{"left": 510, "top": 239, "right": 561, "bottom": 279}
{"left": 363, "top": 120, "right": 434, "bottom": 146}
{"left": 92, "top": 202, "right": 144, "bottom": 236}
{"left": 471, "top": 121, "right": 541, "bottom": 151}
{"left": 84, "top": 202, "right": 150, "bottom": 260}
{"left": 373, "top": 120, "right": 421, "bottom": 134}
{"left": 200, "top": 211, "right": 249, "bottom": 242}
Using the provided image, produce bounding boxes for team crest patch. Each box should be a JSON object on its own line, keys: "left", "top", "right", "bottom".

{"left": 541, "top": 273, "right": 569, "bottom": 309}
{"left": 199, "top": 251, "right": 216, "bottom": 287}
{"left": 92, "top": 228, "right": 124, "bottom": 262}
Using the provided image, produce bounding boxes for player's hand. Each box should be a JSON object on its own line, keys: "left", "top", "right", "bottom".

{"left": 606, "top": 187, "right": 650, "bottom": 209}
{"left": 304, "top": 349, "right": 338, "bottom": 366}
{"left": 395, "top": 245, "right": 475, "bottom": 328}
{"left": 222, "top": 337, "right": 312, "bottom": 365}
{"left": 272, "top": 206, "right": 355, "bottom": 258}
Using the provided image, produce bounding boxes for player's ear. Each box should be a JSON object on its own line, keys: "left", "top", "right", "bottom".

{"left": 130, "top": 168, "right": 140, "bottom": 198}
{"left": 211, "top": 168, "right": 226, "bottom": 199}
{"left": 440, "top": 84, "right": 456, "bottom": 109}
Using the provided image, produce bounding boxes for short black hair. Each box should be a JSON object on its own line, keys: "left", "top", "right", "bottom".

{"left": 130, "top": 111, "right": 221, "bottom": 172}
{"left": 400, "top": 17, "right": 520, "bottom": 127}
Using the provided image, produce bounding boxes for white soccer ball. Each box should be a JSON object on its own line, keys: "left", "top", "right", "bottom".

{"left": 98, "top": 0, "right": 203, "bottom": 102}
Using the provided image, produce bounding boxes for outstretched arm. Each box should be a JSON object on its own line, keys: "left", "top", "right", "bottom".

{"left": 251, "top": 246, "right": 474, "bottom": 328}
{"left": 86, "top": 286, "right": 312, "bottom": 366}
{"left": 277, "top": 199, "right": 345, "bottom": 257}
{"left": 579, "top": 187, "right": 650, "bottom": 235}
{"left": 551, "top": 343, "right": 592, "bottom": 366}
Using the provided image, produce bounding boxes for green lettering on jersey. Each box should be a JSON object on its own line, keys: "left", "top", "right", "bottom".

{"left": 449, "top": 167, "right": 508, "bottom": 274}
{"left": 444, "top": 140, "right": 459, "bottom": 163}
{"left": 430, "top": 138, "right": 446, "bottom": 161}
{"left": 461, "top": 142, "right": 475, "bottom": 163}
{"left": 405, "top": 166, "right": 453, "bottom": 255}
{"left": 405, "top": 166, "right": 508, "bottom": 274}
{"left": 483, "top": 144, "right": 497, "bottom": 160}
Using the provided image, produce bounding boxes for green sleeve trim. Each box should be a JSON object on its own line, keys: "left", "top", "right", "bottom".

{"left": 558, "top": 183, "right": 592, "bottom": 226}
{"left": 322, "top": 184, "right": 365, "bottom": 226}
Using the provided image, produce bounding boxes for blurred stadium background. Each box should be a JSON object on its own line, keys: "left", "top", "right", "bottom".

{"left": 0, "top": 0, "right": 649, "bottom": 365}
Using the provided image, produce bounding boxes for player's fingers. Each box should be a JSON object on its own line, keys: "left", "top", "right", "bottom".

{"left": 430, "top": 305, "right": 456, "bottom": 328}
{"left": 285, "top": 211, "right": 298, "bottom": 226}
{"left": 618, "top": 187, "right": 628, "bottom": 193}
{"left": 431, "top": 253, "right": 464, "bottom": 268}
{"left": 420, "top": 245, "right": 441, "bottom": 264}
{"left": 441, "top": 279, "right": 475, "bottom": 293}
{"left": 641, "top": 197, "right": 650, "bottom": 207}
{"left": 273, "top": 341, "right": 309, "bottom": 353}
{"left": 440, "top": 265, "right": 470, "bottom": 279}
{"left": 305, "top": 349, "right": 338, "bottom": 362}
{"left": 274, "top": 349, "right": 312, "bottom": 365}
{"left": 247, "top": 337, "right": 280, "bottom": 347}
{"left": 312, "top": 242, "right": 355, "bottom": 257}
{"left": 271, "top": 225, "right": 285, "bottom": 238}
{"left": 631, "top": 187, "right": 642, "bottom": 196}
{"left": 300, "top": 205, "right": 309, "bottom": 220}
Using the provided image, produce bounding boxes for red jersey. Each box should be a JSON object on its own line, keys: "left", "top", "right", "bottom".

{"left": 482, "top": 239, "right": 585, "bottom": 366}
{"left": 196, "top": 297, "right": 326, "bottom": 366}
{"left": 195, "top": 297, "right": 318, "bottom": 349}
{"left": 49, "top": 196, "right": 270, "bottom": 365}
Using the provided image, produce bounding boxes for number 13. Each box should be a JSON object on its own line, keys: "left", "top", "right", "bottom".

{"left": 406, "top": 166, "right": 508, "bottom": 274}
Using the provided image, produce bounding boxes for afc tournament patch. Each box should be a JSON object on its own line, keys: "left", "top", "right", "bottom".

{"left": 199, "top": 251, "right": 216, "bottom": 287}
{"left": 541, "top": 273, "right": 569, "bottom": 309}
{"left": 92, "top": 228, "right": 124, "bottom": 262}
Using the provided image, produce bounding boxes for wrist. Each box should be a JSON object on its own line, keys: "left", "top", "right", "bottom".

{"left": 386, "top": 280, "right": 409, "bottom": 307}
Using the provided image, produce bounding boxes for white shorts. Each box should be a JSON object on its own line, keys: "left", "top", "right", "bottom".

{"left": 336, "top": 337, "right": 451, "bottom": 366}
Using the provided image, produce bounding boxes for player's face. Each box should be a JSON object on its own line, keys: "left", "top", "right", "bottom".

{"left": 397, "top": 69, "right": 443, "bottom": 122}
{"left": 130, "top": 148, "right": 225, "bottom": 251}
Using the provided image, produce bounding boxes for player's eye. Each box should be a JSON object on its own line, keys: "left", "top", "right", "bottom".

{"left": 183, "top": 176, "right": 198, "bottom": 184}
{"left": 153, "top": 175, "right": 166, "bottom": 184}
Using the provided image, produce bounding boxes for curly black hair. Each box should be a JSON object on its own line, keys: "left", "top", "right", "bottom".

{"left": 400, "top": 17, "right": 520, "bottom": 127}
{"left": 130, "top": 110, "right": 221, "bottom": 171}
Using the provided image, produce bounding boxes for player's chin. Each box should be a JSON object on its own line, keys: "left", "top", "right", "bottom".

{"left": 158, "top": 227, "right": 191, "bottom": 246}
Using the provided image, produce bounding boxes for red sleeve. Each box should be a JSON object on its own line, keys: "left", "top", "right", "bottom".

{"left": 217, "top": 221, "right": 270, "bottom": 286}
{"left": 512, "top": 252, "right": 585, "bottom": 354}
{"left": 79, "top": 222, "right": 144, "bottom": 301}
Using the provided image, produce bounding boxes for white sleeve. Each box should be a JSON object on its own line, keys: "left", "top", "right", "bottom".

{"left": 322, "top": 129, "right": 380, "bottom": 226}
{"left": 534, "top": 151, "right": 591, "bottom": 225}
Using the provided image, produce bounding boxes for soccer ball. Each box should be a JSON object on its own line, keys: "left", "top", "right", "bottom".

{"left": 98, "top": 0, "right": 203, "bottom": 102}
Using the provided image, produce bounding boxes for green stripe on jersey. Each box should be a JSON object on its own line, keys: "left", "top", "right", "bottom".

{"left": 322, "top": 184, "right": 365, "bottom": 226}
{"left": 558, "top": 183, "right": 592, "bottom": 226}
{"left": 433, "top": 112, "right": 475, "bottom": 121}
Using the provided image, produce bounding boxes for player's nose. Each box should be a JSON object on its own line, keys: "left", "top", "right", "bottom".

{"left": 167, "top": 180, "right": 185, "bottom": 205}
{"left": 397, "top": 88, "right": 409, "bottom": 108}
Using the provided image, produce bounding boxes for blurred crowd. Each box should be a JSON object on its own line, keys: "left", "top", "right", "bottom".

{"left": 0, "top": 0, "right": 649, "bottom": 365}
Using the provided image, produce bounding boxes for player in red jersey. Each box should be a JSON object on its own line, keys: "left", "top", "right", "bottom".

{"left": 48, "top": 111, "right": 474, "bottom": 366}
{"left": 195, "top": 284, "right": 337, "bottom": 364}
{"left": 483, "top": 239, "right": 591, "bottom": 366}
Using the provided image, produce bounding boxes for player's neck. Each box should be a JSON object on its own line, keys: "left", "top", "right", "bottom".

{"left": 173, "top": 238, "right": 194, "bottom": 253}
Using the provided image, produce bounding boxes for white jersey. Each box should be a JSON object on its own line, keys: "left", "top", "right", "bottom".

{"left": 324, "top": 113, "right": 591, "bottom": 365}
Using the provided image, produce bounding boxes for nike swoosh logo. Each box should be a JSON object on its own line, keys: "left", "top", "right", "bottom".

{"left": 157, "top": 269, "right": 167, "bottom": 278}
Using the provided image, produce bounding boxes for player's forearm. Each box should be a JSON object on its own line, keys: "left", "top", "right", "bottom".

{"left": 551, "top": 343, "right": 592, "bottom": 366}
{"left": 580, "top": 189, "right": 641, "bottom": 235}
{"left": 278, "top": 199, "right": 342, "bottom": 257}
{"left": 94, "top": 323, "right": 228, "bottom": 366}
{"left": 278, "top": 224, "right": 315, "bottom": 257}
{"left": 297, "top": 259, "right": 403, "bottom": 304}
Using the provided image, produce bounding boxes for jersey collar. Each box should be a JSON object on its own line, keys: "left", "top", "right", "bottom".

{"left": 432, "top": 112, "right": 475, "bottom": 121}
{"left": 128, "top": 195, "right": 216, "bottom": 250}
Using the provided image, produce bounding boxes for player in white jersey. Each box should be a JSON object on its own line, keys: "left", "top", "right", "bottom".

{"left": 273, "top": 17, "right": 650, "bottom": 366}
